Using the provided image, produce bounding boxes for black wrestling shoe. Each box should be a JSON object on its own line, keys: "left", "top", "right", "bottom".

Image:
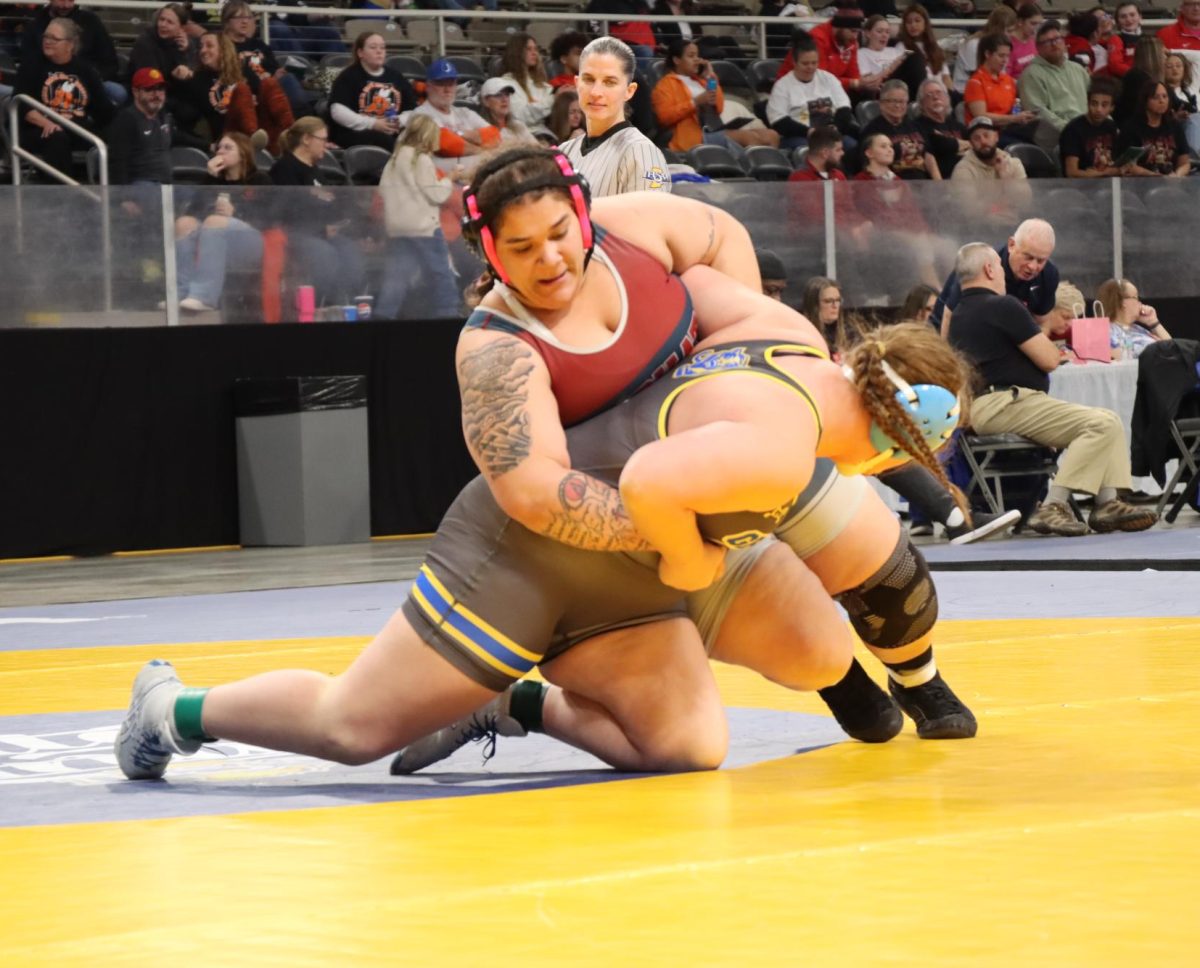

{"left": 888, "top": 672, "right": 977, "bottom": 739}
{"left": 818, "top": 658, "right": 904, "bottom": 743}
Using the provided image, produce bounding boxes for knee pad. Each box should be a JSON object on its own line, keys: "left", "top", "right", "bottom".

{"left": 834, "top": 535, "right": 937, "bottom": 650}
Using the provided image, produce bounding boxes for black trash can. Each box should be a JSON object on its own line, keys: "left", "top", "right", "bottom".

{"left": 233, "top": 375, "right": 370, "bottom": 546}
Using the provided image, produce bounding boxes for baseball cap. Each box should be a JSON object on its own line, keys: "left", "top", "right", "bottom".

{"left": 755, "top": 248, "right": 786, "bottom": 282}
{"left": 132, "top": 67, "right": 166, "bottom": 90}
{"left": 830, "top": 6, "right": 865, "bottom": 28}
{"left": 426, "top": 58, "right": 458, "bottom": 83}
{"left": 967, "top": 115, "right": 995, "bottom": 135}
{"left": 480, "top": 77, "right": 517, "bottom": 98}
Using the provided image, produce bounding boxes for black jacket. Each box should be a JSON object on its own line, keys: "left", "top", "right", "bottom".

{"left": 1131, "top": 338, "right": 1200, "bottom": 483}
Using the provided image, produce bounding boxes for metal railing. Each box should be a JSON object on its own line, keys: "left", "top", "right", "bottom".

{"left": 8, "top": 95, "right": 113, "bottom": 310}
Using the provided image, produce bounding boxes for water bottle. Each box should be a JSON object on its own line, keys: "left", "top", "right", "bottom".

{"left": 706, "top": 76, "right": 718, "bottom": 94}
{"left": 1011, "top": 98, "right": 1022, "bottom": 115}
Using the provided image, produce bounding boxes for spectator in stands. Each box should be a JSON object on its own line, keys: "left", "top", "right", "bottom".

{"left": 810, "top": 5, "right": 868, "bottom": 97}
{"left": 547, "top": 89, "right": 585, "bottom": 143}
{"left": 220, "top": 0, "right": 309, "bottom": 118}
{"left": 584, "top": 0, "right": 656, "bottom": 70}
{"left": 915, "top": 78, "right": 968, "bottom": 177}
{"left": 108, "top": 67, "right": 193, "bottom": 184}
{"left": 766, "top": 31, "right": 856, "bottom": 151}
{"left": 898, "top": 4, "right": 952, "bottom": 92}
{"left": 1115, "top": 1, "right": 1142, "bottom": 57}
{"left": 328, "top": 31, "right": 415, "bottom": 151}
{"left": 20, "top": 0, "right": 124, "bottom": 104}
{"left": 376, "top": 114, "right": 462, "bottom": 321}
{"left": 175, "top": 132, "right": 271, "bottom": 313}
{"left": 951, "top": 116, "right": 1028, "bottom": 181}
{"left": 953, "top": 6, "right": 1019, "bottom": 94}
{"left": 802, "top": 276, "right": 857, "bottom": 350}
{"left": 548, "top": 30, "right": 589, "bottom": 91}
{"left": 14, "top": 16, "right": 115, "bottom": 176}
{"left": 1114, "top": 35, "right": 1164, "bottom": 125}
{"left": 128, "top": 4, "right": 199, "bottom": 128}
{"left": 858, "top": 14, "right": 912, "bottom": 93}
{"left": 1091, "top": 6, "right": 1126, "bottom": 75}
{"left": 1063, "top": 12, "right": 1101, "bottom": 73}
{"left": 478, "top": 77, "right": 536, "bottom": 145}
{"left": 1164, "top": 51, "right": 1200, "bottom": 151}
{"left": 413, "top": 59, "right": 501, "bottom": 175}
{"left": 1060, "top": 75, "right": 1120, "bottom": 177}
{"left": 933, "top": 217, "right": 1058, "bottom": 333}
{"left": 1005, "top": 4, "right": 1043, "bottom": 82}
{"left": 947, "top": 241, "right": 1157, "bottom": 536}
{"left": 860, "top": 78, "right": 939, "bottom": 178}
{"left": 760, "top": 1, "right": 815, "bottom": 59}
{"left": 1044, "top": 278, "right": 1085, "bottom": 348}
{"left": 964, "top": 32, "right": 1040, "bottom": 144}
{"left": 559, "top": 37, "right": 671, "bottom": 196}
{"left": 499, "top": 32, "right": 555, "bottom": 134}
{"left": 1157, "top": 0, "right": 1200, "bottom": 51}
{"left": 652, "top": 0, "right": 742, "bottom": 63}
{"left": 1116, "top": 80, "right": 1192, "bottom": 175}
{"left": 269, "top": 117, "right": 366, "bottom": 307}
{"left": 1018, "top": 20, "right": 1090, "bottom": 151}
{"left": 854, "top": 132, "right": 944, "bottom": 288}
{"left": 1096, "top": 277, "right": 1173, "bottom": 358}
{"left": 756, "top": 248, "right": 788, "bottom": 301}
{"left": 787, "top": 123, "right": 848, "bottom": 180}
{"left": 901, "top": 282, "right": 939, "bottom": 325}
{"left": 186, "top": 31, "right": 291, "bottom": 154}
{"left": 653, "top": 38, "right": 780, "bottom": 154}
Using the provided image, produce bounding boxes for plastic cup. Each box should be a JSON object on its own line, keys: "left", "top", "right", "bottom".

{"left": 295, "top": 285, "right": 315, "bottom": 323}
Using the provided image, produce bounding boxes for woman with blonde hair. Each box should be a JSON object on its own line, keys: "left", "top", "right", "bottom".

{"left": 499, "top": 32, "right": 555, "bottom": 131}
{"left": 1097, "top": 278, "right": 1171, "bottom": 359}
{"left": 376, "top": 114, "right": 462, "bottom": 319}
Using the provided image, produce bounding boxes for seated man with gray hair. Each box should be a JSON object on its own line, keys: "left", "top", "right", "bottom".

{"left": 945, "top": 241, "right": 1157, "bottom": 536}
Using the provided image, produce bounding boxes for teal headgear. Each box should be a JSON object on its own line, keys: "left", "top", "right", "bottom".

{"left": 838, "top": 360, "right": 960, "bottom": 476}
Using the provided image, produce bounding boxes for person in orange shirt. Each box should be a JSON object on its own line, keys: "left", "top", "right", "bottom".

{"left": 964, "top": 32, "right": 1040, "bottom": 146}
{"left": 652, "top": 38, "right": 779, "bottom": 153}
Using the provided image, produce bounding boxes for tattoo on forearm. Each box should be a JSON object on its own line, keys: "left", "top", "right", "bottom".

{"left": 542, "top": 471, "right": 653, "bottom": 552}
{"left": 459, "top": 340, "right": 537, "bottom": 477}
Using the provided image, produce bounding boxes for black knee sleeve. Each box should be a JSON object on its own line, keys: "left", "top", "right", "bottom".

{"left": 834, "top": 535, "right": 937, "bottom": 650}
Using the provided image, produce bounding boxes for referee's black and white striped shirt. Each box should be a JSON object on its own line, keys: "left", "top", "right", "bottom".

{"left": 559, "top": 122, "right": 672, "bottom": 197}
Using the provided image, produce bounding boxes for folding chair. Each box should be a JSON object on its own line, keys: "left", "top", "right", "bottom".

{"left": 1154, "top": 401, "right": 1200, "bottom": 523}
{"left": 958, "top": 433, "right": 1059, "bottom": 516}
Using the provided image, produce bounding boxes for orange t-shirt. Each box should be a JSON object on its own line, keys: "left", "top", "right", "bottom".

{"left": 963, "top": 69, "right": 1016, "bottom": 121}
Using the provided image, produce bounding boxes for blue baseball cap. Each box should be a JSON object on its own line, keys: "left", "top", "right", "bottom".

{"left": 427, "top": 58, "right": 458, "bottom": 82}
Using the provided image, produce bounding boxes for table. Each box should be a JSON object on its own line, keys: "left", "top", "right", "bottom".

{"left": 1049, "top": 358, "right": 1165, "bottom": 494}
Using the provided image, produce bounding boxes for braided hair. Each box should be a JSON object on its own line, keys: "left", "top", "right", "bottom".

{"left": 842, "top": 322, "right": 974, "bottom": 515}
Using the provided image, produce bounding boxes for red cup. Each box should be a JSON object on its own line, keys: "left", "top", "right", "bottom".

{"left": 295, "top": 285, "right": 315, "bottom": 323}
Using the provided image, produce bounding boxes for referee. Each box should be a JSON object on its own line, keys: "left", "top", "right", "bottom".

{"left": 559, "top": 37, "right": 672, "bottom": 197}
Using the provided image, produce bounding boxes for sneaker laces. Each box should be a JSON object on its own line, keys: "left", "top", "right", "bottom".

{"left": 456, "top": 712, "right": 502, "bottom": 764}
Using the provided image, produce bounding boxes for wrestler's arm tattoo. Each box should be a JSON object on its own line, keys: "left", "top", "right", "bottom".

{"left": 542, "top": 471, "right": 653, "bottom": 552}
{"left": 458, "top": 340, "right": 537, "bottom": 477}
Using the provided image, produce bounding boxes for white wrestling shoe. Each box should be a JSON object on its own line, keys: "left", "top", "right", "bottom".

{"left": 114, "top": 660, "right": 201, "bottom": 780}
{"left": 390, "top": 689, "right": 527, "bottom": 775}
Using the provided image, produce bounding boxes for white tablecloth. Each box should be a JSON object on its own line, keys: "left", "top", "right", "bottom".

{"left": 1049, "top": 359, "right": 1164, "bottom": 494}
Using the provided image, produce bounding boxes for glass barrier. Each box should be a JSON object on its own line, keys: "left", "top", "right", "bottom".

{"left": 0, "top": 177, "right": 1186, "bottom": 329}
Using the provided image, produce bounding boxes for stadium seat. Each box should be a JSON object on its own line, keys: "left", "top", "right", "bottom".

{"left": 1007, "top": 143, "right": 1057, "bottom": 178}
{"left": 747, "top": 59, "right": 782, "bottom": 94}
{"left": 343, "top": 144, "right": 391, "bottom": 185}
{"left": 743, "top": 144, "right": 793, "bottom": 181}
{"left": 791, "top": 145, "right": 809, "bottom": 168}
{"left": 386, "top": 54, "right": 426, "bottom": 80}
{"left": 320, "top": 52, "right": 352, "bottom": 69}
{"left": 710, "top": 60, "right": 752, "bottom": 97}
{"left": 317, "top": 154, "right": 350, "bottom": 185}
{"left": 171, "top": 146, "right": 211, "bottom": 184}
{"left": 854, "top": 99, "right": 881, "bottom": 127}
{"left": 685, "top": 144, "right": 746, "bottom": 179}
{"left": 445, "top": 56, "right": 487, "bottom": 82}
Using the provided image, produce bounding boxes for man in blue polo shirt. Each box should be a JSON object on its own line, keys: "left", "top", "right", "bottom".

{"left": 946, "top": 242, "right": 1156, "bottom": 536}
{"left": 932, "top": 218, "right": 1060, "bottom": 335}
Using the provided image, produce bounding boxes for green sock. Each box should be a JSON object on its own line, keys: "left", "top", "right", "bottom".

{"left": 508, "top": 681, "right": 548, "bottom": 733}
{"left": 173, "top": 687, "right": 217, "bottom": 742}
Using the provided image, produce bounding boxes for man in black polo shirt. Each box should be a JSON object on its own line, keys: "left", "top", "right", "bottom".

{"left": 947, "top": 242, "right": 1157, "bottom": 536}
{"left": 932, "top": 218, "right": 1059, "bottom": 335}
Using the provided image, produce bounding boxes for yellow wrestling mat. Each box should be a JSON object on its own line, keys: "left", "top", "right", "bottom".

{"left": 2, "top": 617, "right": 1198, "bottom": 966}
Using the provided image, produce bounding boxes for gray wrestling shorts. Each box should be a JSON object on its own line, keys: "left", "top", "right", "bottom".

{"left": 687, "top": 459, "right": 868, "bottom": 651}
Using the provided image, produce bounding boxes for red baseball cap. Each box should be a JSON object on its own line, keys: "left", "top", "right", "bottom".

{"left": 132, "top": 67, "right": 166, "bottom": 90}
